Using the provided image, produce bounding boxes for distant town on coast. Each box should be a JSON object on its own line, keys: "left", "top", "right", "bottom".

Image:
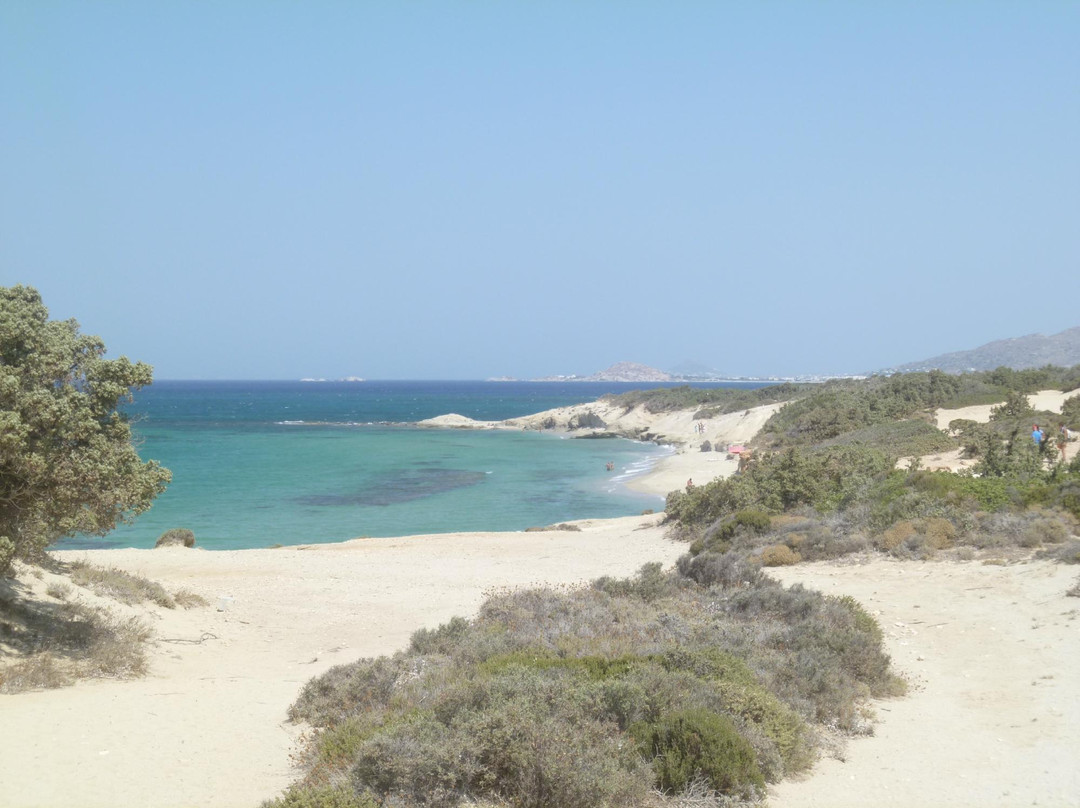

{"left": 296, "top": 325, "right": 1080, "bottom": 385}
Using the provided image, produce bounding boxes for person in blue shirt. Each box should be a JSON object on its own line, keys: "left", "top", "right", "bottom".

{"left": 1032, "top": 424, "right": 1043, "bottom": 445}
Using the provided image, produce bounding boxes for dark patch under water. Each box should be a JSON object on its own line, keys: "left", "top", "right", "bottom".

{"left": 297, "top": 468, "right": 488, "bottom": 507}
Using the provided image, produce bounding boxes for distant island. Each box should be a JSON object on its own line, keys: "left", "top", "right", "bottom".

{"left": 492, "top": 361, "right": 867, "bottom": 384}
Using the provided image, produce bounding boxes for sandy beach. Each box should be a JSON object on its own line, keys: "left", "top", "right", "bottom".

{"left": 3, "top": 394, "right": 1079, "bottom": 808}
{"left": 4, "top": 516, "right": 687, "bottom": 808}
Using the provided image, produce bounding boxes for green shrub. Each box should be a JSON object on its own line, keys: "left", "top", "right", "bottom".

{"left": 261, "top": 785, "right": 377, "bottom": 808}
{"left": 280, "top": 558, "right": 902, "bottom": 805}
{"left": 593, "top": 561, "right": 676, "bottom": 602}
{"left": 290, "top": 656, "right": 404, "bottom": 728}
{"left": 676, "top": 551, "right": 764, "bottom": 589}
{"left": 1062, "top": 394, "right": 1080, "bottom": 429}
{"left": 409, "top": 616, "right": 471, "bottom": 655}
{"left": 604, "top": 383, "right": 805, "bottom": 416}
{"left": 819, "top": 419, "right": 956, "bottom": 457}
{"left": 990, "top": 390, "right": 1036, "bottom": 421}
{"left": 351, "top": 678, "right": 652, "bottom": 808}
{"left": 635, "top": 708, "right": 764, "bottom": 797}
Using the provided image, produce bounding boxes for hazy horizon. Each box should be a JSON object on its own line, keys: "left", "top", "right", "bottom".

{"left": 4, "top": 3, "right": 1077, "bottom": 380}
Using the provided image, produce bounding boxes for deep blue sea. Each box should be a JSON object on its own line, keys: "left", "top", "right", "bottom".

{"left": 62, "top": 380, "right": 758, "bottom": 551}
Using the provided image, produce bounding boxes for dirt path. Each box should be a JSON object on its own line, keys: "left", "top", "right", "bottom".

{"left": 768, "top": 558, "right": 1080, "bottom": 808}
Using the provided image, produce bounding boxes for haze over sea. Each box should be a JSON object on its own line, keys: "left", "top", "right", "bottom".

{"left": 64, "top": 380, "right": 761, "bottom": 551}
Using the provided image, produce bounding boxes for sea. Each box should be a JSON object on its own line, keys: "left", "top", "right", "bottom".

{"left": 61, "top": 380, "right": 759, "bottom": 551}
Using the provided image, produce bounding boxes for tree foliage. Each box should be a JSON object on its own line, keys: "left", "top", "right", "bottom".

{"left": 0, "top": 285, "right": 170, "bottom": 573}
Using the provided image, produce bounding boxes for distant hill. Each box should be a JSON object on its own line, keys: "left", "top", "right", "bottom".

{"left": 888, "top": 326, "right": 1080, "bottom": 373}
{"left": 533, "top": 362, "right": 674, "bottom": 383}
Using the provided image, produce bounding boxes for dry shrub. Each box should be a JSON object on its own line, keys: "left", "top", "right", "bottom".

{"left": 769, "top": 515, "right": 808, "bottom": 530}
{"left": 1067, "top": 576, "right": 1080, "bottom": 598}
{"left": 524, "top": 523, "right": 582, "bottom": 533}
{"left": 0, "top": 652, "right": 75, "bottom": 691}
{"left": 650, "top": 775, "right": 760, "bottom": 807}
{"left": 1021, "top": 517, "right": 1070, "bottom": 548}
{"left": 759, "top": 545, "right": 801, "bottom": 567}
{"left": 1038, "top": 540, "right": 1080, "bottom": 564}
{"left": 45, "top": 581, "right": 72, "bottom": 600}
{"left": 261, "top": 784, "right": 378, "bottom": 808}
{"left": 877, "top": 520, "right": 916, "bottom": 551}
{"left": 173, "top": 589, "right": 210, "bottom": 609}
{"left": 69, "top": 561, "right": 176, "bottom": 608}
{"left": 0, "top": 600, "right": 150, "bottom": 693}
{"left": 921, "top": 517, "right": 956, "bottom": 550}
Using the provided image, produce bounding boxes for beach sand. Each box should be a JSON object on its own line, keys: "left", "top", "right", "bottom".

{"left": 3, "top": 396, "right": 1079, "bottom": 807}
{"left": 768, "top": 558, "right": 1080, "bottom": 808}
{"left": 4, "top": 516, "right": 686, "bottom": 808}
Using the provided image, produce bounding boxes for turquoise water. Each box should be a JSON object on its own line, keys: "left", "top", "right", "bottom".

{"left": 63, "top": 381, "right": 755, "bottom": 550}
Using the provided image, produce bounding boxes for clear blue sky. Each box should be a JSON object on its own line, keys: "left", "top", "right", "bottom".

{"left": 2, "top": 2, "right": 1077, "bottom": 379}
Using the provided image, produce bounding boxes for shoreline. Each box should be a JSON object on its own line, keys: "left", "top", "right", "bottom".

{"left": 5, "top": 392, "right": 1079, "bottom": 807}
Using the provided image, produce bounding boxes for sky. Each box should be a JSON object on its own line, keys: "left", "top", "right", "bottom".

{"left": 2, "top": 2, "right": 1078, "bottom": 380}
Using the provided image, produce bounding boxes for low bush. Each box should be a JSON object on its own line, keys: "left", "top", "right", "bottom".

{"left": 68, "top": 561, "right": 176, "bottom": 608}
{"left": 635, "top": 709, "right": 764, "bottom": 798}
{"left": 1038, "top": 540, "right": 1080, "bottom": 564}
{"left": 0, "top": 597, "right": 149, "bottom": 693}
{"left": 604, "top": 384, "right": 805, "bottom": 417}
{"left": 155, "top": 528, "right": 196, "bottom": 548}
{"left": 818, "top": 419, "right": 957, "bottom": 457}
{"left": 261, "top": 785, "right": 377, "bottom": 808}
{"left": 276, "top": 561, "right": 899, "bottom": 806}
{"left": 172, "top": 588, "right": 210, "bottom": 608}
{"left": 758, "top": 545, "right": 800, "bottom": 566}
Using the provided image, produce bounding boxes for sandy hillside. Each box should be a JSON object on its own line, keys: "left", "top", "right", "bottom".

{"left": 421, "top": 400, "right": 784, "bottom": 498}
{"left": 908, "top": 389, "right": 1080, "bottom": 472}
{"left": 934, "top": 389, "right": 1075, "bottom": 431}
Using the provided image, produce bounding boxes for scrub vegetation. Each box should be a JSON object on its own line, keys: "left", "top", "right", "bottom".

{"left": 667, "top": 366, "right": 1080, "bottom": 565}
{"left": 604, "top": 383, "right": 807, "bottom": 417}
{"left": 0, "top": 570, "right": 152, "bottom": 693}
{"left": 0, "top": 560, "right": 207, "bottom": 693}
{"left": 268, "top": 558, "right": 901, "bottom": 808}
